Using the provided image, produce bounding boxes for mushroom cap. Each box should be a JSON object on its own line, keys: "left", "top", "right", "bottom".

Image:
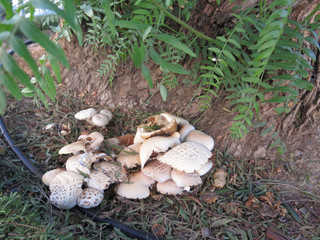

{"left": 171, "top": 169, "right": 202, "bottom": 188}
{"left": 196, "top": 160, "right": 213, "bottom": 176}
{"left": 178, "top": 124, "right": 195, "bottom": 142}
{"left": 142, "top": 160, "right": 172, "bottom": 183}
{"left": 184, "top": 130, "right": 214, "bottom": 151}
{"left": 160, "top": 112, "right": 189, "bottom": 125}
{"left": 133, "top": 126, "right": 145, "bottom": 145}
{"left": 156, "top": 180, "right": 184, "bottom": 195}
{"left": 93, "top": 161, "right": 127, "bottom": 183}
{"left": 65, "top": 154, "right": 92, "bottom": 175}
{"left": 91, "top": 113, "right": 111, "bottom": 127}
{"left": 77, "top": 187, "right": 104, "bottom": 209}
{"left": 140, "top": 132, "right": 181, "bottom": 168}
{"left": 59, "top": 141, "right": 85, "bottom": 155}
{"left": 116, "top": 143, "right": 142, "bottom": 169}
{"left": 129, "top": 171, "right": 156, "bottom": 187}
{"left": 106, "top": 134, "right": 135, "bottom": 147}
{"left": 99, "top": 109, "right": 113, "bottom": 120}
{"left": 49, "top": 171, "right": 84, "bottom": 209}
{"left": 42, "top": 168, "right": 65, "bottom": 186}
{"left": 139, "top": 119, "right": 178, "bottom": 140}
{"left": 157, "top": 142, "right": 212, "bottom": 173}
{"left": 75, "top": 108, "right": 97, "bottom": 120}
{"left": 85, "top": 170, "right": 112, "bottom": 192}
{"left": 87, "top": 132, "right": 104, "bottom": 151}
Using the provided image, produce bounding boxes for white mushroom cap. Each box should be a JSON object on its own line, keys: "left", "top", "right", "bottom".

{"left": 115, "top": 171, "right": 155, "bottom": 199}
{"left": 171, "top": 169, "right": 202, "bottom": 189}
{"left": 157, "top": 142, "right": 212, "bottom": 173}
{"left": 91, "top": 113, "right": 111, "bottom": 127}
{"left": 42, "top": 168, "right": 65, "bottom": 186}
{"left": 160, "top": 112, "right": 189, "bottom": 125}
{"left": 65, "top": 154, "right": 92, "bottom": 175}
{"left": 59, "top": 141, "right": 85, "bottom": 155}
{"left": 140, "top": 132, "right": 181, "bottom": 168}
{"left": 133, "top": 126, "right": 145, "bottom": 145}
{"left": 99, "top": 109, "right": 113, "bottom": 119}
{"left": 196, "top": 161, "right": 213, "bottom": 176}
{"left": 75, "top": 108, "right": 97, "bottom": 120}
{"left": 85, "top": 170, "right": 112, "bottom": 192}
{"left": 184, "top": 130, "right": 214, "bottom": 151}
{"left": 142, "top": 160, "right": 172, "bottom": 183}
{"left": 156, "top": 180, "right": 184, "bottom": 195}
{"left": 116, "top": 143, "right": 142, "bottom": 169}
{"left": 87, "top": 132, "right": 104, "bottom": 151}
{"left": 179, "top": 123, "right": 195, "bottom": 142}
{"left": 77, "top": 187, "right": 104, "bottom": 209}
{"left": 93, "top": 161, "right": 127, "bottom": 183}
{"left": 49, "top": 171, "right": 84, "bottom": 210}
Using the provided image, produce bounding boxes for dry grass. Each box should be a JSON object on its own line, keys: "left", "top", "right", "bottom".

{"left": 1, "top": 89, "right": 320, "bottom": 240}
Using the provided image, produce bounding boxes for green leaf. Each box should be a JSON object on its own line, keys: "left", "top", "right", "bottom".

{"left": 150, "top": 49, "right": 189, "bottom": 75}
{"left": 265, "top": 96, "right": 288, "bottom": 103}
{"left": 1, "top": 53, "right": 34, "bottom": 90}
{"left": 265, "top": 9, "right": 288, "bottom": 25}
{"left": 155, "top": 33, "right": 196, "bottom": 58}
{"left": 113, "top": 20, "right": 150, "bottom": 30}
{"left": 0, "top": 71, "right": 22, "bottom": 100}
{"left": 0, "top": 87, "right": 7, "bottom": 114}
{"left": 277, "top": 40, "right": 300, "bottom": 49}
{"left": 21, "top": 87, "right": 34, "bottom": 97}
{"left": 222, "top": 50, "right": 235, "bottom": 61}
{"left": 159, "top": 83, "right": 167, "bottom": 101}
{"left": 254, "top": 49, "right": 273, "bottom": 61}
{"left": 19, "top": 20, "right": 69, "bottom": 69}
{"left": 305, "top": 36, "right": 320, "bottom": 49}
{"left": 10, "top": 36, "right": 41, "bottom": 79}
{"left": 292, "top": 79, "right": 314, "bottom": 90}
{"left": 142, "top": 26, "right": 152, "bottom": 41}
{"left": 302, "top": 48, "right": 316, "bottom": 61}
{"left": 257, "top": 39, "right": 277, "bottom": 52}
{"left": 43, "top": 66, "right": 56, "bottom": 100}
{"left": 35, "top": 88, "right": 49, "bottom": 108}
{"left": 208, "top": 47, "right": 221, "bottom": 54}
{"left": 237, "top": 97, "right": 255, "bottom": 103}
{"left": 261, "top": 86, "right": 297, "bottom": 95}
{"left": 48, "top": 54, "right": 61, "bottom": 84}
{"left": 131, "top": 42, "right": 145, "bottom": 68}
{"left": 229, "top": 38, "right": 241, "bottom": 49}
{"left": 101, "top": 0, "right": 116, "bottom": 37}
{"left": 242, "top": 77, "right": 258, "bottom": 83}
{"left": 141, "top": 64, "right": 153, "bottom": 88}
{"left": 0, "top": 0, "right": 13, "bottom": 19}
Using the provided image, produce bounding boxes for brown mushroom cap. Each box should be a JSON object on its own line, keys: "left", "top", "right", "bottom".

{"left": 156, "top": 180, "right": 184, "bottom": 195}
{"left": 196, "top": 161, "right": 213, "bottom": 176}
{"left": 184, "top": 130, "right": 214, "bottom": 151}
{"left": 116, "top": 143, "right": 142, "bottom": 169}
{"left": 49, "top": 171, "right": 84, "bottom": 209}
{"left": 77, "top": 187, "right": 104, "bottom": 209}
{"left": 157, "top": 142, "right": 212, "bottom": 173}
{"left": 42, "top": 168, "right": 65, "bottom": 186}
{"left": 59, "top": 141, "right": 86, "bottom": 155}
{"left": 74, "top": 108, "right": 97, "bottom": 120}
{"left": 160, "top": 112, "right": 189, "bottom": 125}
{"left": 65, "top": 154, "right": 92, "bottom": 175}
{"left": 139, "top": 119, "right": 178, "bottom": 140}
{"left": 140, "top": 132, "right": 181, "bottom": 168}
{"left": 171, "top": 169, "right": 202, "bottom": 188}
{"left": 142, "top": 160, "right": 172, "bottom": 183}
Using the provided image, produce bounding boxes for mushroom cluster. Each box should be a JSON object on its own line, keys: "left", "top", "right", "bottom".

{"left": 114, "top": 112, "right": 214, "bottom": 199}
{"left": 75, "top": 108, "right": 113, "bottom": 127}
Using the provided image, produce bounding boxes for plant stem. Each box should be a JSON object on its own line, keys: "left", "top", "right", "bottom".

{"left": 150, "top": 0, "right": 215, "bottom": 43}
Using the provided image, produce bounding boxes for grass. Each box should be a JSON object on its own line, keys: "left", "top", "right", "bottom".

{"left": 1, "top": 89, "right": 320, "bottom": 239}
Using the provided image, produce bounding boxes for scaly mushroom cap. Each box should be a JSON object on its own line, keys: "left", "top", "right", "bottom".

{"left": 115, "top": 171, "right": 155, "bottom": 199}
{"left": 142, "top": 160, "right": 172, "bottom": 183}
{"left": 178, "top": 124, "right": 195, "bottom": 142}
{"left": 116, "top": 143, "right": 142, "bottom": 169}
{"left": 65, "top": 154, "right": 92, "bottom": 175}
{"left": 49, "top": 171, "right": 84, "bottom": 210}
{"left": 59, "top": 141, "right": 85, "bottom": 155}
{"left": 184, "top": 130, "right": 215, "bottom": 151}
{"left": 75, "top": 108, "right": 97, "bottom": 120}
{"left": 156, "top": 180, "right": 184, "bottom": 195}
{"left": 171, "top": 169, "right": 202, "bottom": 189}
{"left": 94, "top": 161, "right": 127, "bottom": 183}
{"left": 196, "top": 161, "right": 213, "bottom": 176}
{"left": 77, "top": 188, "right": 104, "bottom": 209}
{"left": 160, "top": 112, "right": 189, "bottom": 125}
{"left": 140, "top": 132, "right": 181, "bottom": 168}
{"left": 85, "top": 170, "right": 112, "bottom": 192}
{"left": 87, "top": 132, "right": 104, "bottom": 151}
{"left": 157, "top": 142, "right": 212, "bottom": 173}
{"left": 42, "top": 168, "right": 65, "bottom": 186}
{"left": 139, "top": 119, "right": 178, "bottom": 140}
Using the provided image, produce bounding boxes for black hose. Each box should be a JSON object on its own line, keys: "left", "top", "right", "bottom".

{"left": 0, "top": 41, "right": 167, "bottom": 240}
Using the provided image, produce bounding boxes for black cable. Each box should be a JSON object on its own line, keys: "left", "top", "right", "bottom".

{"left": 0, "top": 41, "right": 167, "bottom": 240}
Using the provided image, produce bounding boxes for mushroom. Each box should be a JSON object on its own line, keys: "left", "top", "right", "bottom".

{"left": 84, "top": 170, "right": 112, "bottom": 192}
{"left": 196, "top": 160, "right": 213, "bottom": 176}
{"left": 139, "top": 119, "right": 178, "bottom": 140}
{"left": 93, "top": 161, "right": 127, "bottom": 183}
{"left": 77, "top": 187, "right": 104, "bottom": 209}
{"left": 213, "top": 169, "right": 227, "bottom": 189}
{"left": 178, "top": 123, "right": 195, "bottom": 142}
{"left": 156, "top": 180, "right": 184, "bottom": 195}
{"left": 184, "top": 130, "right": 214, "bottom": 151}
{"left": 140, "top": 132, "right": 181, "bottom": 168}
{"left": 160, "top": 112, "right": 189, "bottom": 125}
{"left": 171, "top": 169, "right": 202, "bottom": 191}
{"left": 157, "top": 142, "right": 212, "bottom": 173}
{"left": 106, "top": 134, "right": 135, "bottom": 147}
{"left": 75, "top": 108, "right": 97, "bottom": 121}
{"left": 116, "top": 143, "right": 142, "bottom": 169}
{"left": 42, "top": 168, "right": 65, "bottom": 186}
{"left": 142, "top": 160, "right": 172, "bottom": 183}
{"left": 86, "top": 132, "right": 104, "bottom": 151}
{"left": 65, "top": 154, "right": 92, "bottom": 175}
{"left": 91, "top": 111, "right": 112, "bottom": 127}
{"left": 58, "top": 141, "right": 86, "bottom": 155}
{"left": 49, "top": 171, "right": 84, "bottom": 210}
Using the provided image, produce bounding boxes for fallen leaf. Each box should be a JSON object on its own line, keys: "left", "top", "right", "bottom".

{"left": 202, "top": 192, "right": 218, "bottom": 204}
{"left": 152, "top": 224, "right": 166, "bottom": 236}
